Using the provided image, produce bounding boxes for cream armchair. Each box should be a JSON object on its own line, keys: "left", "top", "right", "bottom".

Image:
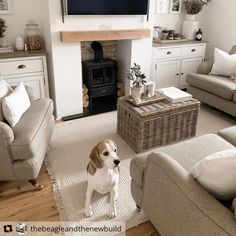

{"left": 0, "top": 86, "right": 54, "bottom": 190}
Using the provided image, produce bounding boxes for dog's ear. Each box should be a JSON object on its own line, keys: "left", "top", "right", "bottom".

{"left": 90, "top": 145, "right": 103, "bottom": 169}
{"left": 87, "top": 162, "right": 96, "bottom": 175}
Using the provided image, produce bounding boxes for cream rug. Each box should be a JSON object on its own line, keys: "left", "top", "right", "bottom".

{"left": 45, "top": 104, "right": 235, "bottom": 229}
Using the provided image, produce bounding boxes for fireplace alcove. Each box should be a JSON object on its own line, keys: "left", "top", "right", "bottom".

{"left": 82, "top": 41, "right": 118, "bottom": 116}
{"left": 61, "top": 29, "right": 151, "bottom": 121}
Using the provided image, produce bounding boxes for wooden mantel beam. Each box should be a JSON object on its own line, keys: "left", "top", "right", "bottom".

{"left": 60, "top": 29, "right": 151, "bottom": 42}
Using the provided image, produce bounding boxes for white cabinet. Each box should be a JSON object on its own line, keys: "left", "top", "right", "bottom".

{"left": 5, "top": 75, "right": 46, "bottom": 98}
{"left": 179, "top": 57, "right": 203, "bottom": 88}
{"left": 152, "top": 42, "right": 206, "bottom": 89}
{"left": 154, "top": 60, "right": 180, "bottom": 88}
{"left": 0, "top": 54, "right": 49, "bottom": 99}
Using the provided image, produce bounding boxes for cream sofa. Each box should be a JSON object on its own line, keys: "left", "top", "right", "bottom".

{"left": 186, "top": 46, "right": 236, "bottom": 117}
{"left": 130, "top": 126, "right": 236, "bottom": 236}
{"left": 0, "top": 87, "right": 54, "bottom": 190}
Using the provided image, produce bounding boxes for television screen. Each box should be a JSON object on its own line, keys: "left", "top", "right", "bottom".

{"left": 67, "top": 0, "right": 149, "bottom": 15}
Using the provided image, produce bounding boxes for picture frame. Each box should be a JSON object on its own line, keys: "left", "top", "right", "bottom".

{"left": 0, "top": 0, "right": 11, "bottom": 14}
{"left": 169, "top": 0, "right": 182, "bottom": 14}
{"left": 156, "top": 0, "right": 170, "bottom": 14}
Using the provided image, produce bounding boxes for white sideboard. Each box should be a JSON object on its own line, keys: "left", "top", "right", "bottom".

{"left": 152, "top": 41, "right": 207, "bottom": 89}
{"left": 0, "top": 51, "right": 49, "bottom": 99}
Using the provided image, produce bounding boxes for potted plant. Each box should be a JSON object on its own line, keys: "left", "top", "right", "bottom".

{"left": 182, "top": 0, "right": 212, "bottom": 39}
{"left": 0, "top": 18, "right": 7, "bottom": 47}
{"left": 183, "top": 0, "right": 211, "bottom": 15}
{"left": 127, "top": 63, "right": 147, "bottom": 103}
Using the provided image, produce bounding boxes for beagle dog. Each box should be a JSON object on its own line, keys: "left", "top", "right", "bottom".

{"left": 85, "top": 139, "right": 120, "bottom": 218}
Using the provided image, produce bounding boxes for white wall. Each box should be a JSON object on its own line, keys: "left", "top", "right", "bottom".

{"left": 199, "top": 0, "right": 236, "bottom": 60}
{"left": 117, "top": 40, "right": 132, "bottom": 95}
{"left": 154, "top": 14, "right": 185, "bottom": 33}
{"left": 40, "top": 0, "right": 57, "bottom": 114}
{"left": 154, "top": 13, "right": 203, "bottom": 34}
{"left": 0, "top": 0, "right": 41, "bottom": 46}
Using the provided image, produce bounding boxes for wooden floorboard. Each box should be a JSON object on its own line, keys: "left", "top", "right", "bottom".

{"left": 0, "top": 165, "right": 59, "bottom": 222}
{"left": 0, "top": 164, "right": 160, "bottom": 235}
{"left": 126, "top": 222, "right": 160, "bottom": 236}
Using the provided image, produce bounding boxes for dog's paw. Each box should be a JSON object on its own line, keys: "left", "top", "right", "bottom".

{"left": 108, "top": 209, "right": 116, "bottom": 219}
{"left": 85, "top": 208, "right": 94, "bottom": 218}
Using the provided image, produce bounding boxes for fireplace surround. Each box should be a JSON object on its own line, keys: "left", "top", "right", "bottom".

{"left": 55, "top": 28, "right": 152, "bottom": 120}
{"left": 62, "top": 41, "right": 119, "bottom": 120}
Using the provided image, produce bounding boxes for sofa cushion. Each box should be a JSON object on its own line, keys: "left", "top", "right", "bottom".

{"left": 10, "top": 98, "right": 53, "bottom": 160}
{"left": 0, "top": 80, "right": 13, "bottom": 122}
{"left": 188, "top": 85, "right": 236, "bottom": 117}
{"left": 229, "top": 45, "right": 236, "bottom": 55}
{"left": 130, "top": 133, "right": 235, "bottom": 188}
{"left": 2, "top": 82, "right": 31, "bottom": 127}
{"left": 187, "top": 73, "right": 236, "bottom": 100}
{"left": 210, "top": 48, "right": 236, "bottom": 77}
{"left": 190, "top": 149, "right": 236, "bottom": 200}
{"left": 218, "top": 126, "right": 236, "bottom": 147}
{"left": 154, "top": 134, "right": 236, "bottom": 171}
{"left": 11, "top": 85, "right": 38, "bottom": 103}
{"left": 197, "top": 61, "right": 213, "bottom": 75}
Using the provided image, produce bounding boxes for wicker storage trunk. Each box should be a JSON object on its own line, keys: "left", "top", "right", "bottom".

{"left": 117, "top": 97, "right": 200, "bottom": 153}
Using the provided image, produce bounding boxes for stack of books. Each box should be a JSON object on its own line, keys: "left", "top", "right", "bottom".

{"left": 0, "top": 46, "right": 14, "bottom": 53}
{"left": 158, "top": 87, "right": 192, "bottom": 103}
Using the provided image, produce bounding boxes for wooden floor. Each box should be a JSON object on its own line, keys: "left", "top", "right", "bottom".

{"left": 0, "top": 165, "right": 160, "bottom": 236}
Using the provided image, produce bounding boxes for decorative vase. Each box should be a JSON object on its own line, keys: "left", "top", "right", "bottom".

{"left": 15, "top": 36, "right": 25, "bottom": 51}
{"left": 162, "top": 32, "right": 169, "bottom": 40}
{"left": 131, "top": 86, "right": 142, "bottom": 103}
{"left": 144, "top": 81, "right": 156, "bottom": 98}
{"left": 182, "top": 14, "right": 199, "bottom": 40}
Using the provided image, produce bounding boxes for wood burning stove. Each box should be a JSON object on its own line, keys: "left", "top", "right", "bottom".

{"left": 82, "top": 60, "right": 117, "bottom": 89}
{"left": 82, "top": 41, "right": 118, "bottom": 113}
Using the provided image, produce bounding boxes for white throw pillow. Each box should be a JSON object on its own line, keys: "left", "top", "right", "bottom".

{"left": 190, "top": 149, "right": 236, "bottom": 200}
{"left": 0, "top": 80, "right": 13, "bottom": 121}
{"left": 2, "top": 82, "right": 30, "bottom": 127}
{"left": 210, "top": 48, "right": 236, "bottom": 78}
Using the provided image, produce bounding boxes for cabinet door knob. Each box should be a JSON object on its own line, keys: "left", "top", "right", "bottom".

{"left": 176, "top": 73, "right": 179, "bottom": 76}
{"left": 181, "top": 73, "right": 184, "bottom": 75}
{"left": 167, "top": 51, "right": 172, "bottom": 55}
{"left": 191, "top": 49, "right": 196, "bottom": 52}
{"left": 18, "top": 64, "right": 26, "bottom": 69}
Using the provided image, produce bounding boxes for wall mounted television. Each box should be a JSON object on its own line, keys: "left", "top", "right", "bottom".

{"left": 66, "top": 0, "right": 149, "bottom": 15}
